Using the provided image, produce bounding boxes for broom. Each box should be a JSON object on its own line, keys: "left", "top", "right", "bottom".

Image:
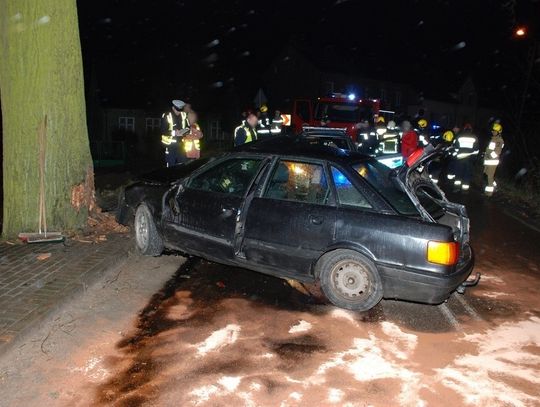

{"left": 18, "top": 116, "right": 64, "bottom": 243}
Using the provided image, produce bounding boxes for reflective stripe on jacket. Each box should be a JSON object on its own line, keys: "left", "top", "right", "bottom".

{"left": 234, "top": 125, "right": 257, "bottom": 145}
{"left": 484, "top": 134, "right": 504, "bottom": 166}
{"left": 454, "top": 134, "right": 479, "bottom": 159}
{"left": 161, "top": 111, "right": 190, "bottom": 145}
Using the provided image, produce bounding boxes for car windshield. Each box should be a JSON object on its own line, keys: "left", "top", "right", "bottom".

{"left": 302, "top": 136, "right": 352, "bottom": 150}
{"left": 315, "top": 102, "right": 373, "bottom": 123}
{"left": 351, "top": 160, "right": 419, "bottom": 216}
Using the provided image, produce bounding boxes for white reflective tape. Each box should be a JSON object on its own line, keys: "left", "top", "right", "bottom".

{"left": 485, "top": 186, "right": 494, "bottom": 192}
{"left": 484, "top": 159, "right": 499, "bottom": 165}
{"left": 447, "top": 174, "right": 456, "bottom": 180}
{"left": 490, "top": 151, "right": 498, "bottom": 159}
{"left": 462, "top": 184, "right": 470, "bottom": 190}
{"left": 488, "top": 142, "right": 496, "bottom": 150}
{"left": 458, "top": 137, "right": 476, "bottom": 149}
{"left": 454, "top": 180, "right": 462, "bottom": 186}
{"left": 432, "top": 179, "right": 439, "bottom": 184}
{"left": 270, "top": 129, "right": 281, "bottom": 134}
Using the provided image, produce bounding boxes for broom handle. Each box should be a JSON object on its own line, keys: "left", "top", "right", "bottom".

{"left": 38, "top": 116, "right": 47, "bottom": 235}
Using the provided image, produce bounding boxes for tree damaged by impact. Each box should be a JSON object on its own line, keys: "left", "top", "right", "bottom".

{"left": 71, "top": 166, "right": 97, "bottom": 214}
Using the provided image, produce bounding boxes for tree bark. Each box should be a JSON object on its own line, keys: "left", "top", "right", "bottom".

{"left": 0, "top": 0, "right": 94, "bottom": 237}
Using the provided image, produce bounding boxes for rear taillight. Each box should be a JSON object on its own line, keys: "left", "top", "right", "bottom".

{"left": 427, "top": 241, "right": 459, "bottom": 266}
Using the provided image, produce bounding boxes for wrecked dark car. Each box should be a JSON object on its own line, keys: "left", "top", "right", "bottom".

{"left": 117, "top": 137, "right": 476, "bottom": 311}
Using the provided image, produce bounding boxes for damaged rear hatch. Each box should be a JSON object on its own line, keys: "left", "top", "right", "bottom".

{"left": 394, "top": 145, "right": 472, "bottom": 268}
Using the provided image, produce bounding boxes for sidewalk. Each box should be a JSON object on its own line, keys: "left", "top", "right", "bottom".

{"left": 0, "top": 233, "right": 132, "bottom": 355}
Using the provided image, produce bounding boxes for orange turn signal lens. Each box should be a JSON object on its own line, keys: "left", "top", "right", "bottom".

{"left": 427, "top": 241, "right": 459, "bottom": 266}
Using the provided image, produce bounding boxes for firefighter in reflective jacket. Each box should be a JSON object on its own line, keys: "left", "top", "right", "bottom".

{"left": 183, "top": 111, "right": 203, "bottom": 160}
{"left": 448, "top": 124, "right": 479, "bottom": 192}
{"left": 161, "top": 99, "right": 190, "bottom": 167}
{"left": 416, "top": 118, "right": 430, "bottom": 146}
{"left": 234, "top": 113, "right": 258, "bottom": 146}
{"left": 484, "top": 122, "right": 504, "bottom": 196}
{"left": 271, "top": 110, "right": 284, "bottom": 135}
{"left": 257, "top": 105, "right": 271, "bottom": 139}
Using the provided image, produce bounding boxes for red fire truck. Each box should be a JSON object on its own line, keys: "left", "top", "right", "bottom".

{"left": 288, "top": 93, "right": 381, "bottom": 142}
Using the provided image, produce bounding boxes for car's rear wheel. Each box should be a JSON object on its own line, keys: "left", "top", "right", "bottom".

{"left": 134, "top": 203, "right": 164, "bottom": 256}
{"left": 317, "top": 249, "right": 383, "bottom": 311}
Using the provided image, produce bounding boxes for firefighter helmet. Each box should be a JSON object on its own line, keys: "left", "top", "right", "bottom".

{"left": 260, "top": 105, "right": 268, "bottom": 113}
{"left": 376, "top": 116, "right": 385, "bottom": 124}
{"left": 442, "top": 130, "right": 455, "bottom": 142}
{"left": 492, "top": 122, "right": 502, "bottom": 133}
{"left": 418, "top": 119, "right": 428, "bottom": 129}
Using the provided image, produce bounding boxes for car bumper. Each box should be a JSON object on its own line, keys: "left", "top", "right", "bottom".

{"left": 377, "top": 249, "right": 475, "bottom": 304}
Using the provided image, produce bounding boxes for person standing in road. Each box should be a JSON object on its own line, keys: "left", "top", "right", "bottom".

{"left": 416, "top": 118, "right": 430, "bottom": 146}
{"left": 257, "top": 105, "right": 271, "bottom": 139}
{"left": 183, "top": 110, "right": 203, "bottom": 160}
{"left": 401, "top": 120, "right": 418, "bottom": 159}
{"left": 161, "top": 99, "right": 190, "bottom": 167}
{"left": 234, "top": 113, "right": 258, "bottom": 146}
{"left": 448, "top": 124, "right": 479, "bottom": 192}
{"left": 483, "top": 122, "right": 504, "bottom": 196}
{"left": 271, "top": 110, "right": 284, "bottom": 136}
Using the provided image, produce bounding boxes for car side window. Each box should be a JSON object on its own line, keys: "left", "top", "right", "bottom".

{"left": 188, "top": 158, "right": 262, "bottom": 196}
{"left": 264, "top": 160, "right": 330, "bottom": 205}
{"left": 331, "top": 167, "right": 372, "bottom": 209}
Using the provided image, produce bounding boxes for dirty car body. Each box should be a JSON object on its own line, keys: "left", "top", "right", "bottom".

{"left": 117, "top": 137, "right": 475, "bottom": 311}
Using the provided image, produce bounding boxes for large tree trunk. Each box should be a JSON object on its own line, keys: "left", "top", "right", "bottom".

{"left": 0, "top": 0, "right": 94, "bottom": 237}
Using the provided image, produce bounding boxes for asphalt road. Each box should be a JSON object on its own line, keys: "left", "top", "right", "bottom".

{"left": 1, "top": 192, "right": 539, "bottom": 406}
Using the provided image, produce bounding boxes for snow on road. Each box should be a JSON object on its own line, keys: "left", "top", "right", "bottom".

{"left": 195, "top": 323, "right": 241, "bottom": 356}
{"left": 437, "top": 316, "right": 540, "bottom": 407}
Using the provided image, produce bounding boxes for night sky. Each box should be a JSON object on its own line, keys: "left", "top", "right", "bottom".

{"left": 77, "top": 0, "right": 539, "bottom": 112}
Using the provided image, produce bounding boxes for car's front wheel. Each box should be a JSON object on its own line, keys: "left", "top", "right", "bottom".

{"left": 134, "top": 203, "right": 164, "bottom": 256}
{"left": 317, "top": 249, "right": 383, "bottom": 311}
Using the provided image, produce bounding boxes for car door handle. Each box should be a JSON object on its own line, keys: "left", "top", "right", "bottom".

{"left": 309, "top": 214, "right": 323, "bottom": 225}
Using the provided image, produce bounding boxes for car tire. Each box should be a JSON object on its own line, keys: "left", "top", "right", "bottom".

{"left": 316, "top": 249, "right": 383, "bottom": 311}
{"left": 134, "top": 203, "right": 164, "bottom": 256}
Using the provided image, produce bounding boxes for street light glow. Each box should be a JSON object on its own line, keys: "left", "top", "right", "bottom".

{"left": 515, "top": 26, "right": 527, "bottom": 37}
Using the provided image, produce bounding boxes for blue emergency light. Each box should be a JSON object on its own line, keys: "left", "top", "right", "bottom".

{"left": 333, "top": 172, "right": 352, "bottom": 187}
{"left": 348, "top": 93, "right": 356, "bottom": 101}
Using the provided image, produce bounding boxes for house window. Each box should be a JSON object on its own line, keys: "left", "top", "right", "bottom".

{"left": 395, "top": 91, "right": 402, "bottom": 107}
{"left": 145, "top": 117, "right": 161, "bottom": 133}
{"left": 119, "top": 117, "right": 135, "bottom": 132}
{"left": 210, "top": 120, "right": 223, "bottom": 140}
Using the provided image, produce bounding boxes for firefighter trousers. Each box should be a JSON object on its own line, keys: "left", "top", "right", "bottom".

{"left": 484, "top": 164, "right": 497, "bottom": 187}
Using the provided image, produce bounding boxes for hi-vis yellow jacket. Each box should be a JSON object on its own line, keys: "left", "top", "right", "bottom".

{"left": 161, "top": 111, "right": 190, "bottom": 146}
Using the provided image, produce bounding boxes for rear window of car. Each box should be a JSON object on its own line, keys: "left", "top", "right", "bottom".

{"left": 351, "top": 160, "right": 418, "bottom": 216}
